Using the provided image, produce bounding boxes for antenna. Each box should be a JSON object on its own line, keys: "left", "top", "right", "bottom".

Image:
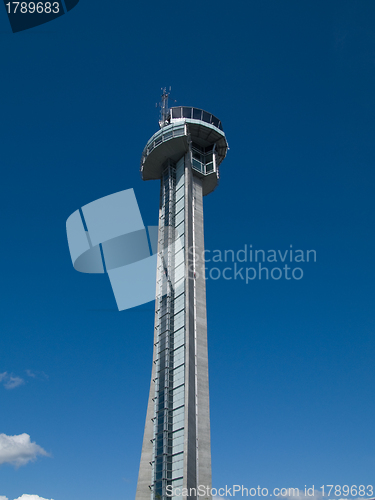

{"left": 158, "top": 87, "right": 171, "bottom": 128}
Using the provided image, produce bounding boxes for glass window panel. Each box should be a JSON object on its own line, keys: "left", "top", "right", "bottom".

{"left": 172, "top": 345, "right": 185, "bottom": 367}
{"left": 173, "top": 330, "right": 185, "bottom": 350}
{"left": 158, "top": 358, "right": 166, "bottom": 372}
{"left": 176, "top": 168, "right": 184, "bottom": 185}
{"left": 182, "top": 107, "right": 192, "bottom": 119}
{"left": 158, "top": 339, "right": 167, "bottom": 354}
{"left": 172, "top": 431, "right": 183, "bottom": 443}
{"left": 176, "top": 172, "right": 184, "bottom": 190}
{"left": 174, "top": 278, "right": 184, "bottom": 298}
{"left": 175, "top": 209, "right": 184, "bottom": 228}
{"left": 202, "top": 111, "right": 211, "bottom": 123}
{"left": 174, "top": 263, "right": 185, "bottom": 284}
{"left": 171, "top": 383, "right": 184, "bottom": 400}
{"left": 206, "top": 162, "right": 214, "bottom": 173}
{"left": 175, "top": 197, "right": 184, "bottom": 214}
{"left": 172, "top": 406, "right": 185, "bottom": 429}
{"left": 171, "top": 405, "right": 184, "bottom": 419}
{"left": 171, "top": 469, "right": 183, "bottom": 479}
{"left": 172, "top": 443, "right": 184, "bottom": 454}
{"left": 173, "top": 310, "right": 184, "bottom": 330}
{"left": 174, "top": 234, "right": 184, "bottom": 252}
{"left": 172, "top": 375, "right": 184, "bottom": 390}
{"left": 172, "top": 355, "right": 184, "bottom": 372}
{"left": 171, "top": 428, "right": 184, "bottom": 440}
{"left": 192, "top": 159, "right": 203, "bottom": 173}
{"left": 172, "top": 478, "right": 183, "bottom": 487}
{"left": 171, "top": 365, "right": 184, "bottom": 379}
{"left": 172, "top": 397, "right": 184, "bottom": 410}
{"left": 211, "top": 116, "right": 220, "bottom": 128}
{"left": 174, "top": 232, "right": 184, "bottom": 253}
{"left": 175, "top": 220, "right": 184, "bottom": 236}
{"left": 158, "top": 370, "right": 166, "bottom": 387}
{"left": 172, "top": 470, "right": 182, "bottom": 480}
{"left": 160, "top": 316, "right": 169, "bottom": 331}
{"left": 174, "top": 248, "right": 184, "bottom": 269}
{"left": 176, "top": 156, "right": 184, "bottom": 170}
{"left": 193, "top": 108, "right": 202, "bottom": 120}
{"left": 158, "top": 325, "right": 167, "bottom": 341}
{"left": 173, "top": 292, "right": 184, "bottom": 313}
{"left": 159, "top": 300, "right": 167, "bottom": 317}
{"left": 172, "top": 436, "right": 184, "bottom": 447}
{"left": 172, "top": 452, "right": 184, "bottom": 464}
{"left": 172, "top": 107, "right": 181, "bottom": 119}
{"left": 171, "top": 366, "right": 184, "bottom": 387}
{"left": 175, "top": 185, "right": 184, "bottom": 202}
{"left": 172, "top": 411, "right": 184, "bottom": 427}
{"left": 172, "top": 362, "right": 184, "bottom": 379}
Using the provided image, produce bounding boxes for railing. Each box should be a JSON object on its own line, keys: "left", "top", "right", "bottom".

{"left": 170, "top": 106, "right": 223, "bottom": 131}
{"left": 142, "top": 123, "right": 186, "bottom": 161}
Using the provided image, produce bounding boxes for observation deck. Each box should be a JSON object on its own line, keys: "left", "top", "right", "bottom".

{"left": 140, "top": 106, "right": 228, "bottom": 196}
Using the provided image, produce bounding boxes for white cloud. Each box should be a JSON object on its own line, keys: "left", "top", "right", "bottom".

{"left": 25, "top": 371, "right": 48, "bottom": 381}
{"left": 0, "top": 370, "right": 48, "bottom": 388}
{"left": 0, "top": 496, "right": 9, "bottom": 500}
{"left": 4, "top": 377, "right": 25, "bottom": 390}
{"left": 0, "top": 373, "right": 25, "bottom": 390}
{"left": 14, "top": 496, "right": 54, "bottom": 500}
{"left": 0, "top": 434, "right": 50, "bottom": 467}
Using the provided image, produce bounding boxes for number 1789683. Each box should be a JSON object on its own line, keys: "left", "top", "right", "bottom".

{"left": 5, "top": 2, "right": 60, "bottom": 14}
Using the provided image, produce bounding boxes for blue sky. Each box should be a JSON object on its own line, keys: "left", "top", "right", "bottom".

{"left": 1, "top": 1, "right": 375, "bottom": 499}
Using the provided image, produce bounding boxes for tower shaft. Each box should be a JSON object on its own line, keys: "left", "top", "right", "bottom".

{"left": 136, "top": 105, "right": 228, "bottom": 500}
{"left": 136, "top": 153, "right": 211, "bottom": 500}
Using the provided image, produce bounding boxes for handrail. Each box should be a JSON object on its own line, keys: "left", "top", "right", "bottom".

{"left": 142, "top": 123, "right": 186, "bottom": 163}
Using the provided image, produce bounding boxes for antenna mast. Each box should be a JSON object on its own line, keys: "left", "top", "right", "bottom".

{"left": 159, "top": 87, "right": 171, "bottom": 128}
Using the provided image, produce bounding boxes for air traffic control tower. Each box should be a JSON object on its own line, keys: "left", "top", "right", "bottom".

{"left": 136, "top": 92, "right": 228, "bottom": 500}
